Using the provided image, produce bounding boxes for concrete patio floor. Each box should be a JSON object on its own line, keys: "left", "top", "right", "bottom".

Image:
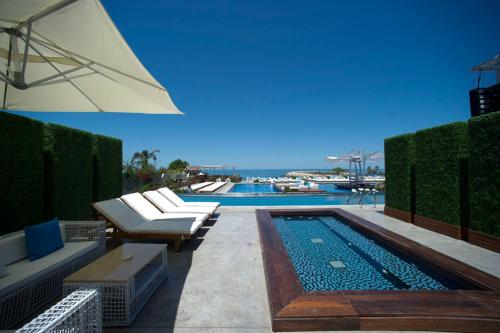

{"left": 106, "top": 205, "right": 500, "bottom": 333}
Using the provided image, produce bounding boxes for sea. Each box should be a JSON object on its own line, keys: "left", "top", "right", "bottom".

{"left": 202, "top": 169, "right": 332, "bottom": 178}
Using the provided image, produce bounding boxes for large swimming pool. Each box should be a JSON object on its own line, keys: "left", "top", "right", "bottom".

{"left": 229, "top": 183, "right": 280, "bottom": 193}
{"left": 180, "top": 193, "right": 384, "bottom": 206}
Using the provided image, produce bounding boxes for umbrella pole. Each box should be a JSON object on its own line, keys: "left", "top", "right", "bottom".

{"left": 2, "top": 34, "right": 12, "bottom": 109}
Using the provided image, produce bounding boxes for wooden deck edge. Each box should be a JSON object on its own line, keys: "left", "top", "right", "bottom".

{"left": 469, "top": 229, "right": 500, "bottom": 253}
{"left": 384, "top": 206, "right": 412, "bottom": 223}
{"left": 257, "top": 208, "right": 500, "bottom": 332}
{"left": 414, "top": 214, "right": 464, "bottom": 240}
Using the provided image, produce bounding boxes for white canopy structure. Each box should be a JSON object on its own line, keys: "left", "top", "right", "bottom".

{"left": 326, "top": 150, "right": 383, "bottom": 164}
{"left": 0, "top": 0, "right": 182, "bottom": 114}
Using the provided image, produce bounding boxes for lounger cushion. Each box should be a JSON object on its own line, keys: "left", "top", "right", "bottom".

{"left": 157, "top": 187, "right": 220, "bottom": 208}
{"left": 157, "top": 187, "right": 185, "bottom": 206}
{"left": 179, "top": 201, "right": 220, "bottom": 208}
{"left": 121, "top": 193, "right": 206, "bottom": 222}
{"left": 25, "top": 219, "right": 64, "bottom": 261}
{"left": 93, "top": 198, "right": 146, "bottom": 231}
{"left": 132, "top": 219, "right": 203, "bottom": 235}
{"left": 121, "top": 193, "right": 165, "bottom": 220}
{"left": 0, "top": 241, "right": 98, "bottom": 298}
{"left": 94, "top": 197, "right": 207, "bottom": 235}
{"left": 144, "top": 191, "right": 216, "bottom": 215}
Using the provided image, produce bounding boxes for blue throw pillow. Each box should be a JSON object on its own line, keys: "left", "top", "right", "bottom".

{"left": 25, "top": 218, "right": 64, "bottom": 261}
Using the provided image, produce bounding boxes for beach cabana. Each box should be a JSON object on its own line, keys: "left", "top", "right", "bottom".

{"left": 0, "top": 0, "right": 181, "bottom": 114}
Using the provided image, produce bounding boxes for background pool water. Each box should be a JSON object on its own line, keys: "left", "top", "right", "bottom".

{"left": 272, "top": 216, "right": 469, "bottom": 291}
{"left": 180, "top": 194, "right": 384, "bottom": 206}
{"left": 229, "top": 183, "right": 280, "bottom": 193}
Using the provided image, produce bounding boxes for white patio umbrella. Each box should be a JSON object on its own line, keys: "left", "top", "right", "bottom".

{"left": 0, "top": 0, "right": 182, "bottom": 114}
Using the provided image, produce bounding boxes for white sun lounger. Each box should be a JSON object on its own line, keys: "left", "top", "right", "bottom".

{"left": 198, "top": 181, "right": 227, "bottom": 193}
{"left": 157, "top": 187, "right": 220, "bottom": 208}
{"left": 143, "top": 191, "right": 217, "bottom": 215}
{"left": 93, "top": 198, "right": 203, "bottom": 251}
{"left": 121, "top": 193, "right": 209, "bottom": 224}
{"left": 190, "top": 182, "right": 213, "bottom": 191}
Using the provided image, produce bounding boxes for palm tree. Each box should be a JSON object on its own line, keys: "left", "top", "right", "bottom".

{"left": 131, "top": 149, "right": 160, "bottom": 169}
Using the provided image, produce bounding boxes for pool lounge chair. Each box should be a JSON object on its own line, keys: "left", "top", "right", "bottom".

{"left": 158, "top": 187, "right": 220, "bottom": 208}
{"left": 190, "top": 182, "right": 213, "bottom": 191}
{"left": 143, "top": 190, "right": 217, "bottom": 215}
{"left": 121, "top": 193, "right": 209, "bottom": 224}
{"left": 93, "top": 198, "right": 203, "bottom": 251}
{"left": 198, "top": 181, "right": 227, "bottom": 193}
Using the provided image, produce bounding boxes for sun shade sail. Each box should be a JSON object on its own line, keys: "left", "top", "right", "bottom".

{"left": 0, "top": 0, "right": 182, "bottom": 114}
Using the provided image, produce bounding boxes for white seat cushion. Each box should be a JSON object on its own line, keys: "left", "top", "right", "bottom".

{"left": 144, "top": 191, "right": 216, "bottom": 215}
{"left": 122, "top": 193, "right": 207, "bottom": 222}
{"left": 157, "top": 187, "right": 220, "bottom": 208}
{"left": 93, "top": 198, "right": 146, "bottom": 231}
{"left": 121, "top": 193, "right": 164, "bottom": 220}
{"left": 0, "top": 241, "right": 98, "bottom": 298}
{"left": 179, "top": 202, "right": 220, "bottom": 208}
{"left": 0, "top": 224, "right": 66, "bottom": 266}
{"left": 132, "top": 219, "right": 203, "bottom": 235}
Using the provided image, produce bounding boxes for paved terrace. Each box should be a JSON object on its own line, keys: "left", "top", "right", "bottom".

{"left": 107, "top": 205, "right": 500, "bottom": 333}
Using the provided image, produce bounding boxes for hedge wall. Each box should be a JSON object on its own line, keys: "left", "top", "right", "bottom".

{"left": 468, "top": 112, "right": 500, "bottom": 237}
{"left": 384, "top": 133, "right": 415, "bottom": 213}
{"left": 415, "top": 122, "right": 469, "bottom": 226}
{"left": 0, "top": 112, "right": 44, "bottom": 235}
{"left": 93, "top": 134, "right": 123, "bottom": 202}
{"left": 44, "top": 123, "right": 94, "bottom": 220}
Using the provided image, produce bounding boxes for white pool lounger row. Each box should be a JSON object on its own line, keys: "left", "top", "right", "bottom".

{"left": 198, "top": 181, "right": 227, "bottom": 193}
{"left": 93, "top": 187, "right": 220, "bottom": 251}
{"left": 190, "top": 182, "right": 213, "bottom": 191}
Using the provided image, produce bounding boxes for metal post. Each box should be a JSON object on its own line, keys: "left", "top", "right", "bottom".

{"left": 2, "top": 34, "right": 12, "bottom": 109}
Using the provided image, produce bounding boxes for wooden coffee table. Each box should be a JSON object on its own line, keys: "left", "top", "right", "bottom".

{"left": 63, "top": 243, "right": 167, "bottom": 327}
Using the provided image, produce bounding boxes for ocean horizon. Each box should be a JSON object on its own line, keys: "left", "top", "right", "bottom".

{"left": 203, "top": 169, "right": 334, "bottom": 178}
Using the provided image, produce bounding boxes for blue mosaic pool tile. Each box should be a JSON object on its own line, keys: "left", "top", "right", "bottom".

{"left": 272, "top": 216, "right": 465, "bottom": 291}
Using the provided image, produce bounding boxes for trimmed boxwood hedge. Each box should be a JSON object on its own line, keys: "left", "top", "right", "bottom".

{"left": 93, "top": 134, "right": 123, "bottom": 202}
{"left": 44, "top": 123, "right": 94, "bottom": 220}
{"left": 384, "top": 133, "right": 415, "bottom": 213}
{"left": 415, "top": 122, "right": 469, "bottom": 226}
{"left": 0, "top": 112, "right": 44, "bottom": 235}
{"left": 468, "top": 112, "right": 500, "bottom": 237}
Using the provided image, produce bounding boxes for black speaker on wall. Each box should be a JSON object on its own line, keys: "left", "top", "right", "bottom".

{"left": 469, "top": 83, "right": 500, "bottom": 117}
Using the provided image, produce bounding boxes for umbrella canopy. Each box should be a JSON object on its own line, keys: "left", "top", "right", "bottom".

{"left": 326, "top": 150, "right": 383, "bottom": 163}
{"left": 0, "top": 0, "right": 182, "bottom": 114}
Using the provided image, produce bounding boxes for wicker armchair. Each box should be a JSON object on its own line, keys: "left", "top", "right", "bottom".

{"left": 0, "top": 221, "right": 106, "bottom": 329}
{"left": 16, "top": 289, "right": 101, "bottom": 333}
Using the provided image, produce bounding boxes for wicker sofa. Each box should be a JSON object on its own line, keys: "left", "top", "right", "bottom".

{"left": 0, "top": 221, "right": 106, "bottom": 329}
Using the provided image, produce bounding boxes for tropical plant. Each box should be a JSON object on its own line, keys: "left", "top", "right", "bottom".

{"left": 331, "top": 167, "right": 344, "bottom": 175}
{"left": 131, "top": 149, "right": 160, "bottom": 169}
{"left": 168, "top": 159, "right": 189, "bottom": 171}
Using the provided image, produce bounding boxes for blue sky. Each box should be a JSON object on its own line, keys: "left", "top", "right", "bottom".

{"left": 13, "top": 0, "right": 500, "bottom": 169}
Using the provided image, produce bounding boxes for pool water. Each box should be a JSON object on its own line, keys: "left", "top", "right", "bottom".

{"left": 229, "top": 183, "right": 280, "bottom": 193}
{"left": 180, "top": 194, "right": 384, "bottom": 206}
{"left": 272, "top": 216, "right": 469, "bottom": 291}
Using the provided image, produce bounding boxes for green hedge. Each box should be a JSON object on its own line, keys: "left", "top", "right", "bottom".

{"left": 0, "top": 112, "right": 44, "bottom": 235}
{"left": 384, "top": 133, "right": 415, "bottom": 213}
{"left": 93, "top": 134, "right": 123, "bottom": 202}
{"left": 468, "top": 112, "right": 500, "bottom": 237}
{"left": 415, "top": 122, "right": 469, "bottom": 226}
{"left": 44, "top": 123, "right": 94, "bottom": 220}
